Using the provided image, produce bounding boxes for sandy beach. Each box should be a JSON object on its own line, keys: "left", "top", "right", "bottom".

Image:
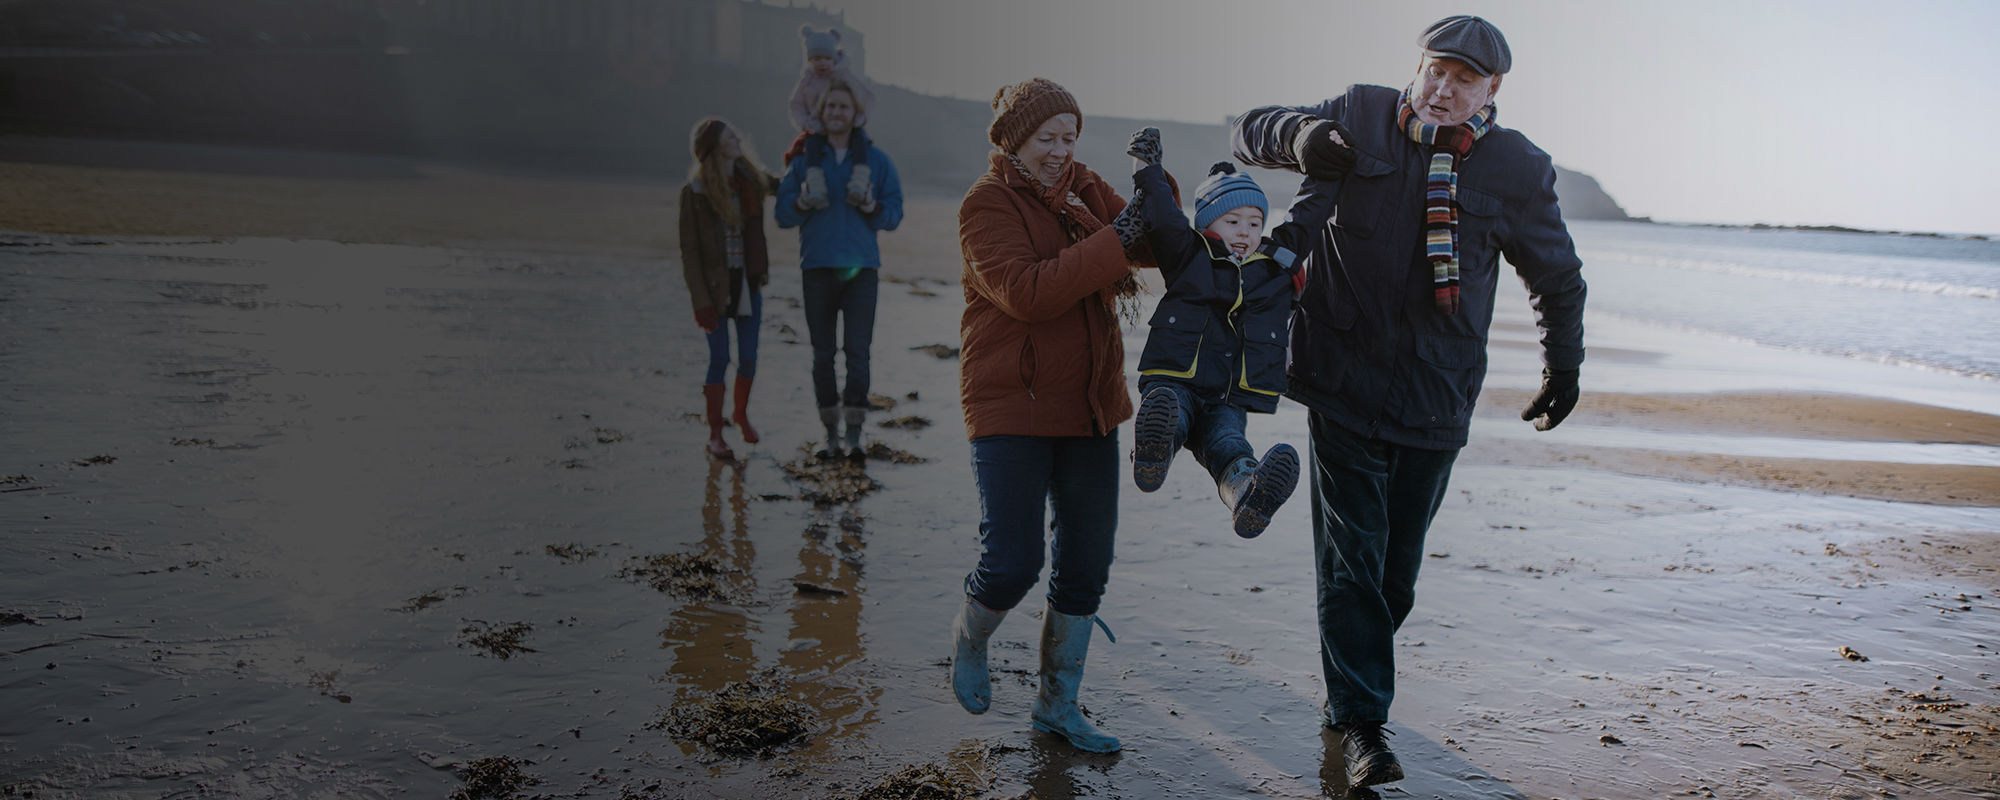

{"left": 1, "top": 138, "right": 1995, "bottom": 799}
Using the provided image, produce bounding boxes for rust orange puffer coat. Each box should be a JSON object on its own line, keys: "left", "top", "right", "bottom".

{"left": 958, "top": 151, "right": 1147, "bottom": 440}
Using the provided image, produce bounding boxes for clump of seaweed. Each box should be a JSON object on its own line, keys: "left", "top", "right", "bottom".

{"left": 781, "top": 450, "right": 883, "bottom": 505}
{"left": 456, "top": 621, "right": 537, "bottom": 659}
{"left": 619, "top": 552, "right": 748, "bottom": 602}
{"left": 401, "top": 586, "right": 467, "bottom": 613}
{"left": 544, "top": 542, "right": 601, "bottom": 562}
{"left": 654, "top": 670, "right": 816, "bottom": 756}
{"left": 867, "top": 394, "right": 898, "bottom": 412}
{"left": 864, "top": 442, "right": 928, "bottom": 464}
{"left": 449, "top": 755, "right": 541, "bottom": 800}
{"left": 878, "top": 416, "right": 933, "bottom": 430}
{"left": 841, "top": 744, "right": 995, "bottom": 800}
{"left": 910, "top": 344, "right": 959, "bottom": 359}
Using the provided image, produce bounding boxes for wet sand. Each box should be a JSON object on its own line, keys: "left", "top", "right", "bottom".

{"left": 1, "top": 138, "right": 1997, "bottom": 799}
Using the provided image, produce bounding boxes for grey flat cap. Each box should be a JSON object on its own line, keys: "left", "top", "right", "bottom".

{"left": 1419, "top": 15, "right": 1511, "bottom": 76}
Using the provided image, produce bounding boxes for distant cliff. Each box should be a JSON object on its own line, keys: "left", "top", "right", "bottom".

{"left": 0, "top": 0, "right": 1632, "bottom": 220}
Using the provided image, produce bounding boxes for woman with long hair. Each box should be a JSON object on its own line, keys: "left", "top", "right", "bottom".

{"left": 679, "top": 117, "right": 777, "bottom": 459}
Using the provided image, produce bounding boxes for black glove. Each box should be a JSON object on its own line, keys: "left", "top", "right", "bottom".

{"left": 1291, "top": 119, "right": 1357, "bottom": 181}
{"left": 1111, "top": 187, "right": 1150, "bottom": 253}
{"left": 1521, "top": 368, "right": 1580, "bottom": 431}
{"left": 1127, "top": 126, "right": 1163, "bottom": 168}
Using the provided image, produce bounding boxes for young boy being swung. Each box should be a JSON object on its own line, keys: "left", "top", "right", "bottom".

{"left": 1118, "top": 127, "right": 1333, "bottom": 538}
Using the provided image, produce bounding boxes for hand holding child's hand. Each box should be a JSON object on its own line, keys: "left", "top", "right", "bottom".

{"left": 1292, "top": 119, "right": 1357, "bottom": 180}
{"left": 1111, "top": 187, "right": 1151, "bottom": 252}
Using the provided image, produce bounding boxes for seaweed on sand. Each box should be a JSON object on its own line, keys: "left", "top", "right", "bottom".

{"left": 619, "top": 552, "right": 748, "bottom": 603}
{"left": 841, "top": 744, "right": 996, "bottom": 800}
{"left": 653, "top": 670, "right": 816, "bottom": 757}
{"left": 449, "top": 755, "right": 542, "bottom": 800}
{"left": 863, "top": 442, "right": 928, "bottom": 464}
{"left": 781, "top": 450, "right": 883, "bottom": 505}
{"left": 456, "top": 621, "right": 537, "bottom": 659}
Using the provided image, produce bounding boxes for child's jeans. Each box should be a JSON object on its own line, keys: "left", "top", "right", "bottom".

{"left": 1141, "top": 379, "right": 1256, "bottom": 482}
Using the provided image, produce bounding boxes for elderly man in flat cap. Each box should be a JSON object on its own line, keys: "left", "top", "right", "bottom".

{"left": 1231, "top": 14, "right": 1587, "bottom": 789}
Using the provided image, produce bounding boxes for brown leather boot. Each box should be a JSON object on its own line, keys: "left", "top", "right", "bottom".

{"left": 702, "top": 383, "right": 733, "bottom": 458}
{"left": 731, "top": 375, "right": 759, "bottom": 444}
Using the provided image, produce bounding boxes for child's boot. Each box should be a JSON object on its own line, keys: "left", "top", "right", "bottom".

{"left": 1217, "top": 443, "right": 1299, "bottom": 538}
{"left": 1132, "top": 385, "right": 1184, "bottom": 492}
{"left": 801, "top": 166, "right": 829, "bottom": 209}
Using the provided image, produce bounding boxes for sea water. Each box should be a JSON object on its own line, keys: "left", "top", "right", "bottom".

{"left": 1569, "top": 221, "right": 2000, "bottom": 381}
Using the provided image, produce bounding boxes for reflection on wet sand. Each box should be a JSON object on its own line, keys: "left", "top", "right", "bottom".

{"left": 657, "top": 457, "right": 882, "bottom": 759}
{"left": 1012, "top": 735, "right": 1121, "bottom": 799}
{"left": 780, "top": 494, "right": 880, "bottom": 753}
{"left": 660, "top": 460, "right": 757, "bottom": 696}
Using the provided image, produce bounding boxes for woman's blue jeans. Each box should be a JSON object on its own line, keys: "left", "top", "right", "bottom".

{"left": 964, "top": 432, "right": 1120, "bottom": 617}
{"left": 801, "top": 268, "right": 877, "bottom": 409}
{"left": 704, "top": 290, "right": 761, "bottom": 384}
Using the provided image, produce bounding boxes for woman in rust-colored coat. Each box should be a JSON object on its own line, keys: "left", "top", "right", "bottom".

{"left": 946, "top": 78, "right": 1160, "bottom": 754}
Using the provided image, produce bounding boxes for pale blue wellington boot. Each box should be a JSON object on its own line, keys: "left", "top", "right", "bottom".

{"left": 950, "top": 595, "right": 1008, "bottom": 713}
{"left": 1030, "top": 607, "right": 1121, "bottom": 753}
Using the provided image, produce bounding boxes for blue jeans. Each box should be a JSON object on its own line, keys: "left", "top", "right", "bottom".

{"left": 704, "top": 290, "right": 761, "bottom": 384}
{"left": 1307, "top": 412, "right": 1458, "bottom": 726}
{"left": 801, "top": 268, "right": 878, "bottom": 409}
{"left": 964, "top": 432, "right": 1120, "bottom": 617}
{"left": 1142, "top": 379, "right": 1255, "bottom": 482}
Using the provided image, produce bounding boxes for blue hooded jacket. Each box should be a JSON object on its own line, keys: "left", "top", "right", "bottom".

{"left": 774, "top": 130, "right": 904, "bottom": 270}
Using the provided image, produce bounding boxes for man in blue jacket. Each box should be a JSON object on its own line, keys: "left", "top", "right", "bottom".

{"left": 1231, "top": 15, "right": 1586, "bottom": 789}
{"left": 776, "top": 80, "right": 904, "bottom": 460}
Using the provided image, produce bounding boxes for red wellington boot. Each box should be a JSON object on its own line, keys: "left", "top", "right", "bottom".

{"left": 731, "top": 375, "right": 759, "bottom": 444}
{"left": 703, "top": 383, "right": 734, "bottom": 459}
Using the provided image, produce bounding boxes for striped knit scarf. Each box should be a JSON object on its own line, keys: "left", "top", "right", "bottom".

{"left": 1397, "top": 84, "right": 1495, "bottom": 315}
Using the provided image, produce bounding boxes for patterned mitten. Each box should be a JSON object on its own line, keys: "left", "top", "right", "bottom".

{"left": 1126, "top": 127, "right": 1163, "bottom": 169}
{"left": 1111, "top": 187, "right": 1150, "bottom": 252}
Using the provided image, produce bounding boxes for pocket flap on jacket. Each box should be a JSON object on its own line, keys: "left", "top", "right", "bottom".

{"left": 1413, "top": 334, "right": 1485, "bottom": 367}
{"left": 1351, "top": 150, "right": 1393, "bottom": 178}
{"left": 1149, "top": 303, "right": 1209, "bottom": 332}
{"left": 1458, "top": 187, "right": 1503, "bottom": 217}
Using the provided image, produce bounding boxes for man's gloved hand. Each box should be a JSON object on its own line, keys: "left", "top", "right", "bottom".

{"left": 1127, "top": 126, "right": 1163, "bottom": 170}
{"left": 694, "top": 306, "right": 720, "bottom": 333}
{"left": 1521, "top": 368, "right": 1580, "bottom": 431}
{"left": 1291, "top": 119, "right": 1357, "bottom": 181}
{"left": 1111, "top": 187, "right": 1151, "bottom": 253}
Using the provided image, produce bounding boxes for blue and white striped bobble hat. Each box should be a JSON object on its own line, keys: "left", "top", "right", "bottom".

{"left": 1192, "top": 162, "right": 1267, "bottom": 231}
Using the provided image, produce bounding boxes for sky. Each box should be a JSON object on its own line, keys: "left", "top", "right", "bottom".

{"left": 793, "top": 0, "right": 1999, "bottom": 236}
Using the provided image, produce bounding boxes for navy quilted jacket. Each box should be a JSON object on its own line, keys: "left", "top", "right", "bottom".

{"left": 1232, "top": 84, "right": 1586, "bottom": 449}
{"left": 1132, "top": 163, "right": 1330, "bottom": 414}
